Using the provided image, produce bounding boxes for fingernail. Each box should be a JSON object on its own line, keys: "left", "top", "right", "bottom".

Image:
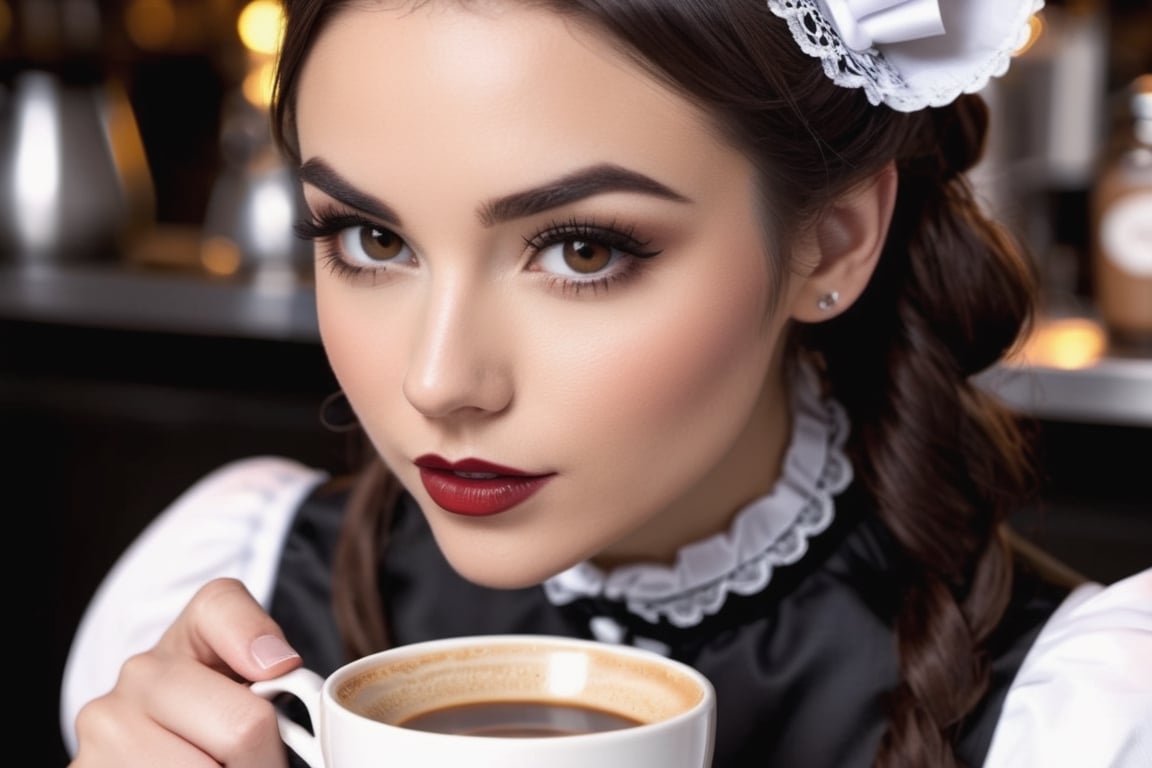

{"left": 252, "top": 634, "right": 300, "bottom": 670}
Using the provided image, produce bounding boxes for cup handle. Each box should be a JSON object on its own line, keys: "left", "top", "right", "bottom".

{"left": 250, "top": 668, "right": 327, "bottom": 768}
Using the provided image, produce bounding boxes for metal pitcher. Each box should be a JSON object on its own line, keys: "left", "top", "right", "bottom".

{"left": 0, "top": 69, "right": 154, "bottom": 264}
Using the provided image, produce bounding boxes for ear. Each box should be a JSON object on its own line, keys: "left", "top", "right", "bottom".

{"left": 788, "top": 162, "right": 897, "bottom": 322}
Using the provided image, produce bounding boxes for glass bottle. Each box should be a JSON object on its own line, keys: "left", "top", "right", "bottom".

{"left": 1091, "top": 75, "right": 1152, "bottom": 350}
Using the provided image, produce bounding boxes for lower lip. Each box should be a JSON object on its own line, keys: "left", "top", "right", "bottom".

{"left": 418, "top": 469, "right": 553, "bottom": 516}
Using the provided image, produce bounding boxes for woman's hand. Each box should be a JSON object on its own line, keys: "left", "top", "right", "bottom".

{"left": 68, "top": 578, "right": 302, "bottom": 767}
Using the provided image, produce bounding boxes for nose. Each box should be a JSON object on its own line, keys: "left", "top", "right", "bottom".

{"left": 402, "top": 277, "right": 513, "bottom": 419}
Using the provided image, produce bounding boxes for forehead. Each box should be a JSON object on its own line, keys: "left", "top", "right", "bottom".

{"left": 293, "top": 1, "right": 725, "bottom": 183}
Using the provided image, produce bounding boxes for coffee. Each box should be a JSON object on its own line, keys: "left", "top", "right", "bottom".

{"left": 335, "top": 640, "right": 703, "bottom": 729}
{"left": 399, "top": 700, "right": 643, "bottom": 737}
{"left": 252, "top": 635, "right": 717, "bottom": 767}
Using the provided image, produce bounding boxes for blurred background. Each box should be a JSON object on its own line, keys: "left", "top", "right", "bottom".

{"left": 0, "top": 0, "right": 1147, "bottom": 764}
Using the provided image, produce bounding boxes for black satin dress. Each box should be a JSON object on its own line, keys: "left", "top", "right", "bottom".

{"left": 269, "top": 481, "right": 1071, "bottom": 768}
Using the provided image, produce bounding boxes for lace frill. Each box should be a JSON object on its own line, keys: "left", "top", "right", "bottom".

{"left": 766, "top": 0, "right": 1045, "bottom": 112}
{"left": 543, "top": 365, "right": 852, "bottom": 628}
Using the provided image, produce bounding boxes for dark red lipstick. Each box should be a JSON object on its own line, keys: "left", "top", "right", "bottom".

{"left": 414, "top": 455, "right": 554, "bottom": 516}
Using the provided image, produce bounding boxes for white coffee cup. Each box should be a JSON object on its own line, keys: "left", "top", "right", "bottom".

{"left": 251, "top": 634, "right": 716, "bottom": 768}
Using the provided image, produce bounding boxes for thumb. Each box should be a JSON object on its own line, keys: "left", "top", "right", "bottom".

{"left": 249, "top": 633, "right": 304, "bottom": 678}
{"left": 157, "top": 577, "right": 303, "bottom": 681}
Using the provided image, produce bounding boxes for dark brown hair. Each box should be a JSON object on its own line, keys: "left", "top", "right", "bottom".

{"left": 272, "top": 1, "right": 1038, "bottom": 765}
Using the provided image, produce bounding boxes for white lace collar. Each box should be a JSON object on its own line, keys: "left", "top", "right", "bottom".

{"left": 543, "top": 364, "right": 853, "bottom": 628}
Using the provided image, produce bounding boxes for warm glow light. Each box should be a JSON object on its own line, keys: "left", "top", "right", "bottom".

{"left": 1013, "top": 13, "right": 1044, "bottom": 57}
{"left": 201, "top": 235, "right": 243, "bottom": 276}
{"left": 1014, "top": 317, "right": 1107, "bottom": 370}
{"left": 238, "top": 0, "right": 284, "bottom": 55}
{"left": 103, "top": 79, "right": 152, "bottom": 186}
{"left": 125, "top": 0, "right": 176, "bottom": 50}
{"left": 242, "top": 60, "right": 277, "bottom": 107}
{"left": 0, "top": 1, "right": 12, "bottom": 44}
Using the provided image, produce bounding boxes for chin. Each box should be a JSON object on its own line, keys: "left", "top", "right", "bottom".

{"left": 437, "top": 540, "right": 581, "bottom": 591}
{"left": 449, "top": 557, "right": 564, "bottom": 591}
{"left": 417, "top": 500, "right": 595, "bottom": 590}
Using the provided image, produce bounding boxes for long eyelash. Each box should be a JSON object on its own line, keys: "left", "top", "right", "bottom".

{"left": 523, "top": 217, "right": 662, "bottom": 297}
{"left": 295, "top": 206, "right": 379, "bottom": 280}
{"left": 294, "top": 206, "right": 370, "bottom": 242}
{"left": 523, "top": 217, "right": 661, "bottom": 259}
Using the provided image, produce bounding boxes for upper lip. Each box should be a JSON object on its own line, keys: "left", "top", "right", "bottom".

{"left": 414, "top": 454, "right": 544, "bottom": 477}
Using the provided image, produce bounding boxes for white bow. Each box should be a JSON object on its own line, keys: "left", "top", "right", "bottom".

{"left": 819, "top": 0, "right": 945, "bottom": 51}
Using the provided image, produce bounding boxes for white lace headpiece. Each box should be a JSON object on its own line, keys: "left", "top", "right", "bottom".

{"left": 767, "top": 0, "right": 1044, "bottom": 112}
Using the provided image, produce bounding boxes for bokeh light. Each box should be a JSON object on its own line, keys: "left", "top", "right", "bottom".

{"left": 242, "top": 59, "right": 277, "bottom": 107}
{"left": 201, "top": 235, "right": 243, "bottom": 276}
{"left": 238, "top": 0, "right": 284, "bottom": 55}
{"left": 125, "top": 0, "right": 176, "bottom": 50}
{"left": 1013, "top": 317, "right": 1108, "bottom": 370}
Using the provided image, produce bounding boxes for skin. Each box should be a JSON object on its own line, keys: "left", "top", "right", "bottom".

{"left": 70, "top": 2, "right": 895, "bottom": 764}
{"left": 297, "top": 1, "right": 813, "bottom": 587}
{"left": 71, "top": 578, "right": 298, "bottom": 767}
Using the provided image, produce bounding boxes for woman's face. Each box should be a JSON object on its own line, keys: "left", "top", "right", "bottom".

{"left": 296, "top": 1, "right": 810, "bottom": 587}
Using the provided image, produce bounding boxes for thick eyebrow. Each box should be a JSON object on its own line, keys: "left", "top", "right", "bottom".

{"left": 480, "top": 163, "right": 691, "bottom": 226}
{"left": 298, "top": 158, "right": 401, "bottom": 226}
{"left": 297, "top": 158, "right": 691, "bottom": 228}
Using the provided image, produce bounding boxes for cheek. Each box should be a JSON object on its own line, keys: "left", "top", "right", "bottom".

{"left": 315, "top": 237, "right": 780, "bottom": 479}
{"left": 538, "top": 258, "right": 776, "bottom": 459}
{"left": 315, "top": 283, "right": 407, "bottom": 422}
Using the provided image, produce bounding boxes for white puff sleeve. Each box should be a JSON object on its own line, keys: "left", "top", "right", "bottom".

{"left": 984, "top": 567, "right": 1152, "bottom": 767}
{"left": 59, "top": 456, "right": 328, "bottom": 756}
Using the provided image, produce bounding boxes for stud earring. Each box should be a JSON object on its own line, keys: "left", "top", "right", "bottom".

{"left": 816, "top": 290, "right": 840, "bottom": 311}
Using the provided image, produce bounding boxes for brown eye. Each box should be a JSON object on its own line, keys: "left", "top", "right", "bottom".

{"left": 337, "top": 224, "right": 414, "bottom": 267}
{"left": 564, "top": 240, "right": 613, "bottom": 274}
{"left": 359, "top": 226, "right": 404, "bottom": 262}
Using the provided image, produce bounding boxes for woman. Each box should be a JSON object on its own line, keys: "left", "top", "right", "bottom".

{"left": 62, "top": 0, "right": 1151, "bottom": 766}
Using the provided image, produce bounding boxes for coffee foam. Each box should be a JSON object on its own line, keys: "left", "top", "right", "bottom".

{"left": 334, "top": 642, "right": 704, "bottom": 727}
